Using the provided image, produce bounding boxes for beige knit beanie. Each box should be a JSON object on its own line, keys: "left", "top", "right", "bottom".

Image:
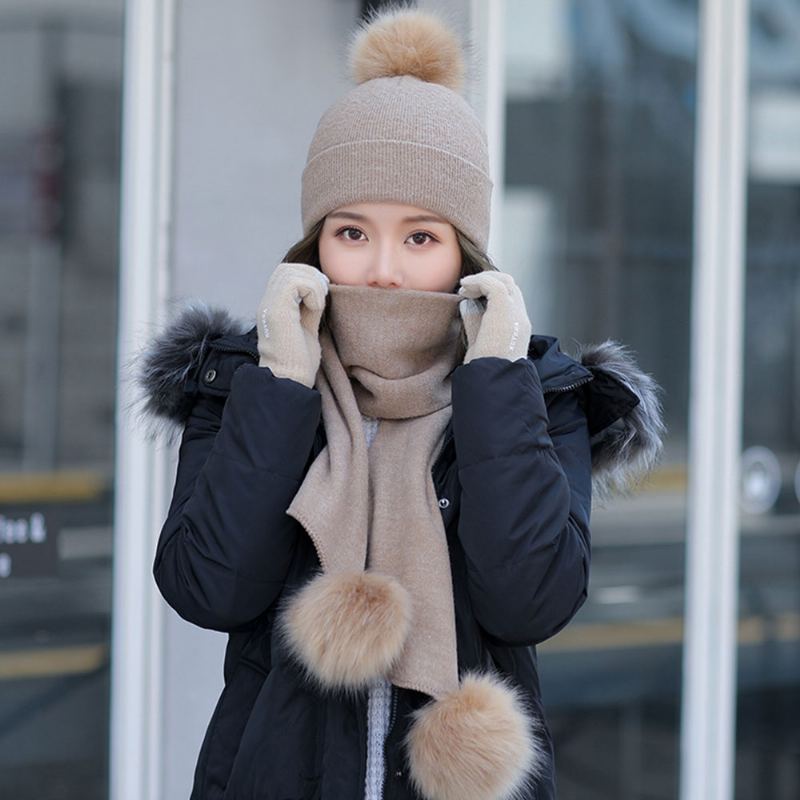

{"left": 300, "top": 4, "right": 493, "bottom": 251}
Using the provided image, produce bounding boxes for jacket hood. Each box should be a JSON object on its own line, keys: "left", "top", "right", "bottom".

{"left": 124, "top": 300, "right": 666, "bottom": 506}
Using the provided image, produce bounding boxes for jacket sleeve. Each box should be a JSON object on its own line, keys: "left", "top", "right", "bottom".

{"left": 451, "top": 356, "right": 592, "bottom": 647}
{"left": 153, "top": 363, "right": 322, "bottom": 632}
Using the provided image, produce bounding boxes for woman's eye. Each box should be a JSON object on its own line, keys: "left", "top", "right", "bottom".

{"left": 409, "top": 232, "right": 435, "bottom": 246}
{"left": 338, "top": 227, "right": 364, "bottom": 241}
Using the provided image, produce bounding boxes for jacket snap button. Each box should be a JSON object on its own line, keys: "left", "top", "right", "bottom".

{"left": 438, "top": 497, "right": 449, "bottom": 509}
{"left": 204, "top": 368, "right": 217, "bottom": 383}
{"left": 394, "top": 769, "right": 403, "bottom": 778}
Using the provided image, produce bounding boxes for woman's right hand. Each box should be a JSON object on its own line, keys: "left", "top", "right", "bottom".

{"left": 256, "top": 262, "right": 330, "bottom": 388}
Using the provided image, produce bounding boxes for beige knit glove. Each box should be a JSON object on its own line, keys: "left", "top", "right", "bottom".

{"left": 457, "top": 272, "right": 532, "bottom": 364}
{"left": 256, "top": 262, "right": 330, "bottom": 388}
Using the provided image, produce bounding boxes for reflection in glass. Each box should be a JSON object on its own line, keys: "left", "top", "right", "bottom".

{"left": 0, "top": 5, "right": 122, "bottom": 798}
{"left": 503, "top": 1, "right": 695, "bottom": 797}
{"left": 736, "top": 4, "right": 800, "bottom": 798}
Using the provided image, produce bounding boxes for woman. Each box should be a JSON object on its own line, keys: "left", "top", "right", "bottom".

{"left": 132, "top": 7, "right": 666, "bottom": 800}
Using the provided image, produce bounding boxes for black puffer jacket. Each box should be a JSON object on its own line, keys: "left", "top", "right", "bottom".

{"left": 133, "top": 303, "right": 665, "bottom": 800}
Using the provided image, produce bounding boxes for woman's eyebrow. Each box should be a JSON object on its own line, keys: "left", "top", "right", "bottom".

{"left": 327, "top": 211, "right": 448, "bottom": 224}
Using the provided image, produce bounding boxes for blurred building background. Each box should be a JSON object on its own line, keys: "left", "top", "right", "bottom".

{"left": 0, "top": 0, "right": 797, "bottom": 799}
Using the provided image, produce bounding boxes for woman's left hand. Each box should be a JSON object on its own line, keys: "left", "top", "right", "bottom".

{"left": 457, "top": 271, "right": 532, "bottom": 364}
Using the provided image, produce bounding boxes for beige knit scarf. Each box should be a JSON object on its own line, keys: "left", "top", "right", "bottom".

{"left": 285, "top": 282, "right": 464, "bottom": 699}
{"left": 278, "top": 282, "right": 542, "bottom": 800}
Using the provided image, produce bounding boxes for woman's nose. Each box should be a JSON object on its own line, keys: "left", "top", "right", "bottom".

{"left": 368, "top": 244, "right": 402, "bottom": 288}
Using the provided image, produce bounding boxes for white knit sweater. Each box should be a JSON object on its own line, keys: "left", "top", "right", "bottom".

{"left": 361, "top": 414, "right": 393, "bottom": 800}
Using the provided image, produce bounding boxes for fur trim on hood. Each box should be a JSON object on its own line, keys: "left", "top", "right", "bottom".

{"left": 121, "top": 300, "right": 252, "bottom": 446}
{"left": 573, "top": 339, "right": 667, "bottom": 506}
{"left": 125, "top": 301, "right": 666, "bottom": 505}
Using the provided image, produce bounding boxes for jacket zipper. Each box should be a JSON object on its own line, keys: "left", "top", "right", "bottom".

{"left": 387, "top": 684, "right": 399, "bottom": 733}
{"left": 542, "top": 374, "right": 594, "bottom": 394}
{"left": 380, "top": 685, "right": 400, "bottom": 795}
{"left": 209, "top": 341, "right": 258, "bottom": 359}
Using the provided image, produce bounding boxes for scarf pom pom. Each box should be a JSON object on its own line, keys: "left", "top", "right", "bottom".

{"left": 276, "top": 569, "right": 412, "bottom": 695}
{"left": 403, "top": 670, "right": 546, "bottom": 800}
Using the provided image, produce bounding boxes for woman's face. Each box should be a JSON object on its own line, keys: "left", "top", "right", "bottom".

{"left": 318, "top": 202, "right": 462, "bottom": 292}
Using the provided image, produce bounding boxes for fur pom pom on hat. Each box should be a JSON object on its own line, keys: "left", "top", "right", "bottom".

{"left": 348, "top": 4, "right": 466, "bottom": 91}
{"left": 301, "top": 4, "right": 493, "bottom": 251}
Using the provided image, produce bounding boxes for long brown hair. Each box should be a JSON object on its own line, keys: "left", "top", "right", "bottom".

{"left": 281, "top": 217, "right": 498, "bottom": 352}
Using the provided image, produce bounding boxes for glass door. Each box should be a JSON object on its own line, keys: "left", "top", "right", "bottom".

{"left": 735, "top": 4, "right": 800, "bottom": 797}
{"left": 0, "top": 7, "right": 123, "bottom": 798}
{"left": 501, "top": 1, "right": 697, "bottom": 796}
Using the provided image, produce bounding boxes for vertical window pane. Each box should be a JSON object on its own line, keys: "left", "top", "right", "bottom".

{"left": 503, "top": 1, "right": 696, "bottom": 797}
{"left": 0, "top": 6, "right": 122, "bottom": 798}
{"left": 736, "top": 5, "right": 800, "bottom": 798}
